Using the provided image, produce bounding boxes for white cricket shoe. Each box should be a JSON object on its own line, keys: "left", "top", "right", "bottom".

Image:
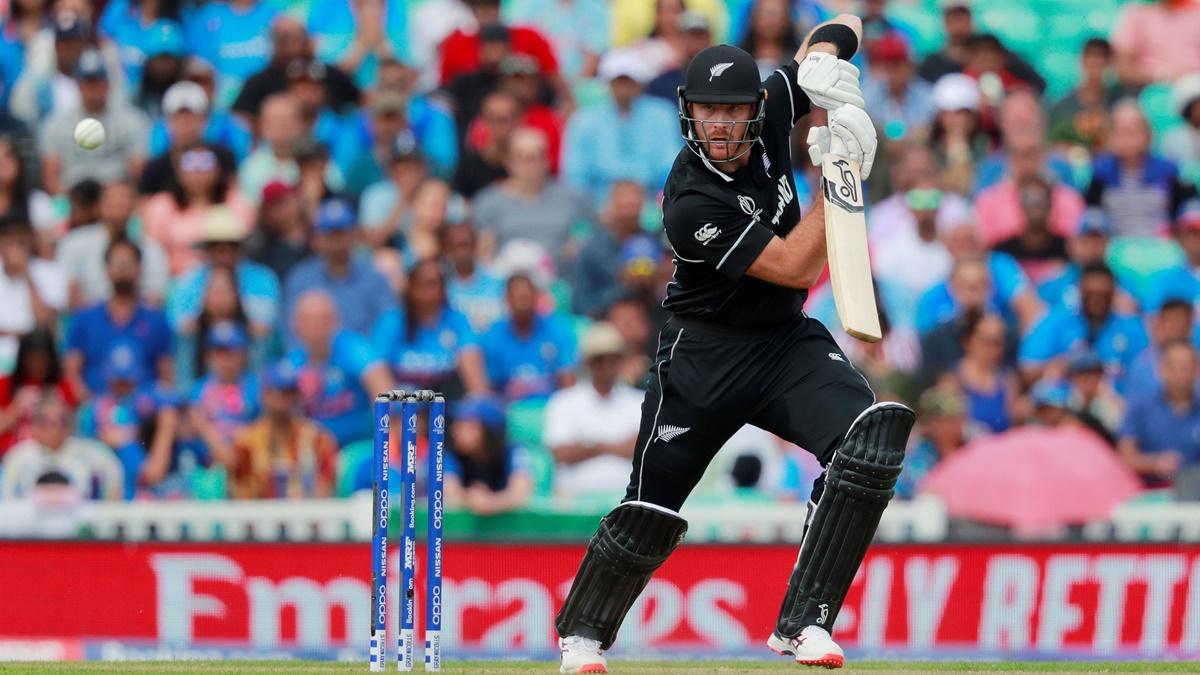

{"left": 766, "top": 625, "right": 845, "bottom": 669}
{"left": 559, "top": 635, "right": 608, "bottom": 674}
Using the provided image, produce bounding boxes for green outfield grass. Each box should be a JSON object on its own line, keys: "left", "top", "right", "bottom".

{"left": 2, "top": 662, "right": 1199, "bottom": 674}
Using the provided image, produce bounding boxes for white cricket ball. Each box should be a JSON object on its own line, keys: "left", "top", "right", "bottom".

{"left": 74, "top": 117, "right": 105, "bottom": 151}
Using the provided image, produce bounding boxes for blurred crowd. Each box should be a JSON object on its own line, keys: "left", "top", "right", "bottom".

{"left": 0, "top": 0, "right": 1199, "bottom": 516}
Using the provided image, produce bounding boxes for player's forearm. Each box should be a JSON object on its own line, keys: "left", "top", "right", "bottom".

{"left": 783, "top": 199, "right": 828, "bottom": 289}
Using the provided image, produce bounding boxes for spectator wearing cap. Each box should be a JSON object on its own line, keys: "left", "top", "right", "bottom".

{"left": 0, "top": 216, "right": 67, "bottom": 375}
{"left": 1, "top": 393, "right": 123, "bottom": 501}
{"left": 164, "top": 208, "right": 281, "bottom": 360}
{"left": 743, "top": 0, "right": 803, "bottom": 81}
{"left": 1163, "top": 74, "right": 1200, "bottom": 186}
{"left": 1111, "top": 0, "right": 1200, "bottom": 88}
{"left": 1049, "top": 39, "right": 1128, "bottom": 152}
{"left": 563, "top": 48, "right": 679, "bottom": 199}
{"left": 141, "top": 144, "right": 254, "bottom": 276}
{"left": 284, "top": 290, "right": 393, "bottom": 447}
{"left": 9, "top": 10, "right": 126, "bottom": 126}
{"left": 1086, "top": 101, "right": 1197, "bottom": 238}
{"left": 443, "top": 395, "right": 532, "bottom": 515}
{"left": 38, "top": 48, "right": 150, "bottom": 195}
{"left": 1118, "top": 340, "right": 1200, "bottom": 488}
{"left": 452, "top": 90, "right": 517, "bottom": 198}
{"left": 228, "top": 360, "right": 339, "bottom": 499}
{"left": 897, "top": 386, "right": 970, "bottom": 499}
{"left": 1066, "top": 350, "right": 1125, "bottom": 445}
{"left": 182, "top": 0, "right": 281, "bottom": 107}
{"left": 442, "top": 221, "right": 506, "bottom": 334}
{"left": 372, "top": 258, "right": 489, "bottom": 399}
{"left": 646, "top": 11, "right": 711, "bottom": 102}
{"left": 869, "top": 143, "right": 969, "bottom": 302}
{"left": 97, "top": 0, "right": 186, "bottom": 92}
{"left": 1142, "top": 201, "right": 1200, "bottom": 312}
{"left": 542, "top": 321, "right": 641, "bottom": 498}
{"left": 574, "top": 180, "right": 650, "bottom": 318}
{"left": 245, "top": 181, "right": 312, "bottom": 284}
{"left": 140, "top": 83, "right": 242, "bottom": 196}
{"left": 285, "top": 59, "right": 345, "bottom": 151}
{"left": 1020, "top": 263, "right": 1149, "bottom": 390}
{"left": 77, "top": 342, "right": 181, "bottom": 498}
{"left": 482, "top": 272, "right": 577, "bottom": 403}
{"left": 974, "top": 132, "right": 1085, "bottom": 247}
{"left": 65, "top": 238, "right": 173, "bottom": 396}
{"left": 1028, "top": 379, "right": 1074, "bottom": 428}
{"left": 187, "top": 321, "right": 260, "bottom": 469}
{"left": 307, "top": 0, "right": 409, "bottom": 87}
{"left": 1126, "top": 299, "right": 1196, "bottom": 400}
{"left": 927, "top": 73, "right": 989, "bottom": 196}
{"left": 863, "top": 31, "right": 934, "bottom": 142}
{"left": 474, "top": 127, "right": 593, "bottom": 273}
{"left": 231, "top": 16, "right": 360, "bottom": 124}
{"left": 334, "top": 88, "right": 456, "bottom": 199}
{"left": 1038, "top": 208, "right": 1134, "bottom": 312}
{"left": 239, "top": 94, "right": 345, "bottom": 207}
{"left": 442, "top": 23, "right": 519, "bottom": 146}
{"left": 284, "top": 198, "right": 395, "bottom": 338}
{"left": 917, "top": 0, "right": 1045, "bottom": 89}
{"left": 483, "top": 54, "right": 561, "bottom": 174}
{"left": 360, "top": 132, "right": 430, "bottom": 247}
{"left": 438, "top": 0, "right": 560, "bottom": 87}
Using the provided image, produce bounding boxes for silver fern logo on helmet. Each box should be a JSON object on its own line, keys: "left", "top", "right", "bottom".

{"left": 708, "top": 62, "right": 734, "bottom": 81}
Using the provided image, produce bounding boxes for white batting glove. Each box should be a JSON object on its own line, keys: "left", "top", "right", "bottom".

{"left": 806, "top": 105, "right": 878, "bottom": 179}
{"left": 796, "top": 51, "right": 864, "bottom": 111}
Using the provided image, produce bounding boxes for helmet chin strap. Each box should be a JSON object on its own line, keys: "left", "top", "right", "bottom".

{"left": 685, "top": 122, "right": 755, "bottom": 164}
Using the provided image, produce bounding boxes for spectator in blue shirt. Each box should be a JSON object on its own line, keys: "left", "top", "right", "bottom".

{"left": 863, "top": 32, "right": 934, "bottom": 142}
{"left": 1143, "top": 200, "right": 1200, "bottom": 312}
{"left": 307, "top": 0, "right": 409, "bottom": 87}
{"left": 442, "top": 222, "right": 505, "bottom": 334}
{"left": 183, "top": 0, "right": 281, "bottom": 107}
{"left": 914, "top": 249, "right": 1032, "bottom": 335}
{"left": 1020, "top": 263, "right": 1149, "bottom": 389}
{"left": 1118, "top": 340, "right": 1200, "bottom": 487}
{"left": 483, "top": 273, "right": 577, "bottom": 403}
{"left": 372, "top": 258, "right": 490, "bottom": 399}
{"left": 97, "top": 0, "right": 186, "bottom": 93}
{"left": 77, "top": 344, "right": 181, "bottom": 498}
{"left": 1086, "top": 101, "right": 1197, "bottom": 237}
{"left": 65, "top": 238, "right": 173, "bottom": 396}
{"left": 573, "top": 180, "right": 647, "bottom": 318}
{"left": 187, "top": 321, "right": 260, "bottom": 468}
{"left": 444, "top": 395, "right": 532, "bottom": 515}
{"left": 284, "top": 290, "right": 393, "bottom": 446}
{"left": 147, "top": 78, "right": 252, "bottom": 165}
{"left": 284, "top": 198, "right": 395, "bottom": 338}
{"left": 1126, "top": 299, "right": 1196, "bottom": 399}
{"left": 1038, "top": 208, "right": 1130, "bottom": 311}
{"left": 896, "top": 386, "right": 970, "bottom": 499}
{"left": 562, "top": 48, "right": 680, "bottom": 200}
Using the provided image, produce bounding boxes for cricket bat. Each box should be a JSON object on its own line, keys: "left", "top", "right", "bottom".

{"left": 801, "top": 15, "right": 882, "bottom": 343}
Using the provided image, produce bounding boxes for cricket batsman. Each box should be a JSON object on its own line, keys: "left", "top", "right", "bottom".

{"left": 555, "top": 15, "right": 916, "bottom": 673}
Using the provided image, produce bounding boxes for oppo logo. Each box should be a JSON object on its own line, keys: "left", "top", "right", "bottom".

{"left": 378, "top": 489, "right": 389, "bottom": 528}
{"left": 431, "top": 489, "right": 444, "bottom": 529}
{"left": 429, "top": 583, "right": 442, "bottom": 626}
{"left": 376, "top": 582, "right": 387, "bottom": 625}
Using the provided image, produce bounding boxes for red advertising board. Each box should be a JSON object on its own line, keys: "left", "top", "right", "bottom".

{"left": 3, "top": 542, "right": 1200, "bottom": 658}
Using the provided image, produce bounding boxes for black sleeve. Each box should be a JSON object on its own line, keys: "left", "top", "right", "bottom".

{"left": 763, "top": 59, "right": 811, "bottom": 130}
{"left": 664, "top": 192, "right": 776, "bottom": 281}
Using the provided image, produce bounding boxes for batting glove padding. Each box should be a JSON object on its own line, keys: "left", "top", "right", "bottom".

{"left": 796, "top": 52, "right": 865, "bottom": 111}
{"left": 805, "top": 105, "right": 878, "bottom": 179}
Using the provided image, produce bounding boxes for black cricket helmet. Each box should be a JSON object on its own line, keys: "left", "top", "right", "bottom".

{"left": 677, "top": 44, "right": 766, "bottom": 163}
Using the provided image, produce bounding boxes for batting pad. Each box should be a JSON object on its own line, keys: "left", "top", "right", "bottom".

{"left": 556, "top": 501, "right": 689, "bottom": 649}
{"left": 775, "top": 402, "right": 915, "bottom": 637}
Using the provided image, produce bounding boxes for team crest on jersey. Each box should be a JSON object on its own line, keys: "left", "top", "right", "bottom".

{"left": 737, "top": 195, "right": 756, "bottom": 215}
{"left": 694, "top": 223, "right": 720, "bottom": 244}
{"left": 709, "top": 62, "right": 734, "bottom": 81}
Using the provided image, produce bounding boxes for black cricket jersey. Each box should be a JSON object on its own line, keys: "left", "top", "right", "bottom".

{"left": 662, "top": 59, "right": 813, "bottom": 330}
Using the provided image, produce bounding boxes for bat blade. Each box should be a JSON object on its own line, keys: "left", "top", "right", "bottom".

{"left": 822, "top": 154, "right": 882, "bottom": 343}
